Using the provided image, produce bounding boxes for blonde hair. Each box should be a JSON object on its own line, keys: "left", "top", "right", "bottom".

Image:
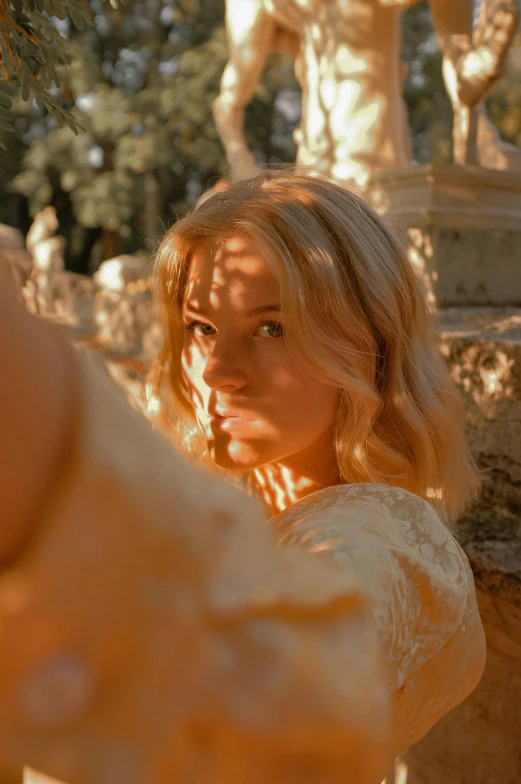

{"left": 151, "top": 169, "right": 479, "bottom": 521}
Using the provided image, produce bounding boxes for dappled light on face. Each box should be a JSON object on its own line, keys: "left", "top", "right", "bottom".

{"left": 181, "top": 237, "right": 279, "bottom": 460}
{"left": 175, "top": 233, "right": 340, "bottom": 507}
{"left": 183, "top": 237, "right": 276, "bottom": 324}
{"left": 221, "top": 235, "right": 250, "bottom": 255}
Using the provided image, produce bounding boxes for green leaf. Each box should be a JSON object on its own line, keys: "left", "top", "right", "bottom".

{"left": 0, "top": 106, "right": 14, "bottom": 121}
{"left": 69, "top": 5, "right": 85, "bottom": 30}
{"left": 0, "top": 92, "right": 13, "bottom": 109}
{"left": 0, "top": 117, "right": 15, "bottom": 132}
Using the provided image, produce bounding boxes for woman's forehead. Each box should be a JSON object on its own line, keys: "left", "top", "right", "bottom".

{"left": 184, "top": 236, "right": 279, "bottom": 311}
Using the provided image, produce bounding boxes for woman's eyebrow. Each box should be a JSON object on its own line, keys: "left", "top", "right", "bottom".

{"left": 183, "top": 303, "right": 280, "bottom": 317}
{"left": 183, "top": 303, "right": 209, "bottom": 317}
{"left": 246, "top": 304, "right": 281, "bottom": 317}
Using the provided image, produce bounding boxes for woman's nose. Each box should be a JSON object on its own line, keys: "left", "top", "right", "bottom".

{"left": 202, "top": 337, "right": 248, "bottom": 392}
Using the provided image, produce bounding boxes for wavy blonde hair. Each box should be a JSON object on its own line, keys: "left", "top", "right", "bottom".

{"left": 150, "top": 169, "right": 479, "bottom": 521}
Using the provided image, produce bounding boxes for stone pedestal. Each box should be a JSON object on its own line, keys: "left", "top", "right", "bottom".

{"left": 387, "top": 309, "right": 521, "bottom": 784}
{"left": 368, "top": 165, "right": 521, "bottom": 307}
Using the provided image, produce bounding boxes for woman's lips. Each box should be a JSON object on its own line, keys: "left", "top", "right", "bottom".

{"left": 210, "top": 414, "right": 249, "bottom": 431}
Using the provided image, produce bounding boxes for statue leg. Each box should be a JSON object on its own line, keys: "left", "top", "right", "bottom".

{"left": 430, "top": 0, "right": 521, "bottom": 168}
{"left": 470, "top": 0, "right": 521, "bottom": 170}
{"left": 456, "top": 0, "right": 518, "bottom": 108}
{"left": 430, "top": 0, "right": 479, "bottom": 164}
{"left": 214, "top": 0, "right": 276, "bottom": 180}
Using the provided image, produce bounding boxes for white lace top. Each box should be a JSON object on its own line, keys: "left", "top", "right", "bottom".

{"left": 271, "top": 483, "right": 486, "bottom": 757}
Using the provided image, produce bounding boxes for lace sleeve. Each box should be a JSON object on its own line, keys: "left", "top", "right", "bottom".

{"left": 272, "top": 484, "right": 486, "bottom": 754}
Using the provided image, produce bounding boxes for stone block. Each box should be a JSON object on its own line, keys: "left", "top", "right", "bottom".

{"left": 387, "top": 307, "right": 521, "bottom": 784}
{"left": 23, "top": 271, "right": 98, "bottom": 337}
{"left": 94, "top": 288, "right": 158, "bottom": 359}
{"left": 440, "top": 308, "right": 521, "bottom": 515}
{"left": 368, "top": 165, "right": 521, "bottom": 307}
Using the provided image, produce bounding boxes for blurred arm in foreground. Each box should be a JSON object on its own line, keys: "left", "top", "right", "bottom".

{"left": 0, "top": 274, "right": 390, "bottom": 783}
{"left": 0, "top": 274, "right": 485, "bottom": 784}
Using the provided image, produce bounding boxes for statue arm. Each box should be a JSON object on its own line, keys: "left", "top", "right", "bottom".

{"left": 214, "top": 0, "right": 275, "bottom": 179}
{"left": 430, "top": 0, "right": 519, "bottom": 107}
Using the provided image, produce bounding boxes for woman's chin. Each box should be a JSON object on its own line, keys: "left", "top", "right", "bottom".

{"left": 208, "top": 440, "right": 266, "bottom": 472}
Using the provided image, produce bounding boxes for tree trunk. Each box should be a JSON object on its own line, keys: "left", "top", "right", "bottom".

{"left": 102, "top": 228, "right": 119, "bottom": 260}
{"left": 102, "top": 142, "right": 120, "bottom": 260}
{"left": 144, "top": 167, "right": 162, "bottom": 248}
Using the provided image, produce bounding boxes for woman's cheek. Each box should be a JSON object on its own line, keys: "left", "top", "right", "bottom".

{"left": 261, "top": 348, "right": 301, "bottom": 387}
{"left": 270, "top": 361, "right": 314, "bottom": 400}
{"left": 182, "top": 344, "right": 204, "bottom": 382}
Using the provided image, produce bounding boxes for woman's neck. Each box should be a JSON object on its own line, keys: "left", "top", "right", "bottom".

{"left": 251, "top": 428, "right": 342, "bottom": 518}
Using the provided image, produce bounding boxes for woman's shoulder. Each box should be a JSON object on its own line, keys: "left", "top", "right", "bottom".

{"left": 271, "top": 483, "right": 475, "bottom": 678}
{"left": 271, "top": 483, "right": 460, "bottom": 566}
{"left": 271, "top": 483, "right": 486, "bottom": 753}
{"left": 271, "top": 482, "right": 471, "bottom": 617}
{"left": 272, "top": 482, "right": 442, "bottom": 522}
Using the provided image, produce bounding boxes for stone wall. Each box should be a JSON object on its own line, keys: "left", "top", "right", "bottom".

{"left": 368, "top": 165, "right": 521, "bottom": 309}
{"left": 395, "top": 309, "right": 521, "bottom": 784}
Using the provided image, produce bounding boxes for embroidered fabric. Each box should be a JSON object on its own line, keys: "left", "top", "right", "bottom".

{"left": 271, "top": 483, "right": 486, "bottom": 754}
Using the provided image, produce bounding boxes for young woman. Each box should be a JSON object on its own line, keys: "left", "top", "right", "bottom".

{"left": 0, "top": 170, "right": 485, "bottom": 784}
{"left": 152, "top": 169, "right": 479, "bottom": 521}
{"left": 149, "top": 166, "right": 486, "bottom": 751}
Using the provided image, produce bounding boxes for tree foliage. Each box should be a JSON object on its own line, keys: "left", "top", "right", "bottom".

{"left": 2, "top": 0, "right": 300, "bottom": 268}
{"left": 0, "top": 0, "right": 90, "bottom": 144}
{"left": 401, "top": 0, "right": 451, "bottom": 163}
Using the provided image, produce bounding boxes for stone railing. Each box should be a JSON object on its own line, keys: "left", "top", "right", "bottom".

{"left": 0, "top": 225, "right": 161, "bottom": 415}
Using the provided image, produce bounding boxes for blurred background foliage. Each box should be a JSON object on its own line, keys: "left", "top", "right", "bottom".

{"left": 0, "top": 0, "right": 520, "bottom": 274}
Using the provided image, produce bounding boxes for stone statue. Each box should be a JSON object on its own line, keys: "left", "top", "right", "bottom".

{"left": 26, "top": 206, "right": 65, "bottom": 275}
{"left": 214, "top": 0, "right": 519, "bottom": 189}
{"left": 25, "top": 206, "right": 66, "bottom": 316}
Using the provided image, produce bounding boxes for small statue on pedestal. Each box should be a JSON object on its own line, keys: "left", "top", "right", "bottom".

{"left": 25, "top": 206, "right": 66, "bottom": 316}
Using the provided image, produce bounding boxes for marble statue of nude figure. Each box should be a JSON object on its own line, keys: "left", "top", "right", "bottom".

{"left": 214, "top": 0, "right": 520, "bottom": 188}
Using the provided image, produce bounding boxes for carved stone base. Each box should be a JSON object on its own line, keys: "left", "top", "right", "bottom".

{"left": 385, "top": 308, "right": 521, "bottom": 784}
{"left": 367, "top": 165, "right": 521, "bottom": 307}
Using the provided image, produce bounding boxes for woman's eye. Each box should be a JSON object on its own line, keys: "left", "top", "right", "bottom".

{"left": 256, "top": 321, "right": 284, "bottom": 339}
{"left": 185, "top": 321, "right": 216, "bottom": 337}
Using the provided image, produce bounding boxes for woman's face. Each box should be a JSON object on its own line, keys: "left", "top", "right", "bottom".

{"left": 181, "top": 236, "right": 339, "bottom": 472}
